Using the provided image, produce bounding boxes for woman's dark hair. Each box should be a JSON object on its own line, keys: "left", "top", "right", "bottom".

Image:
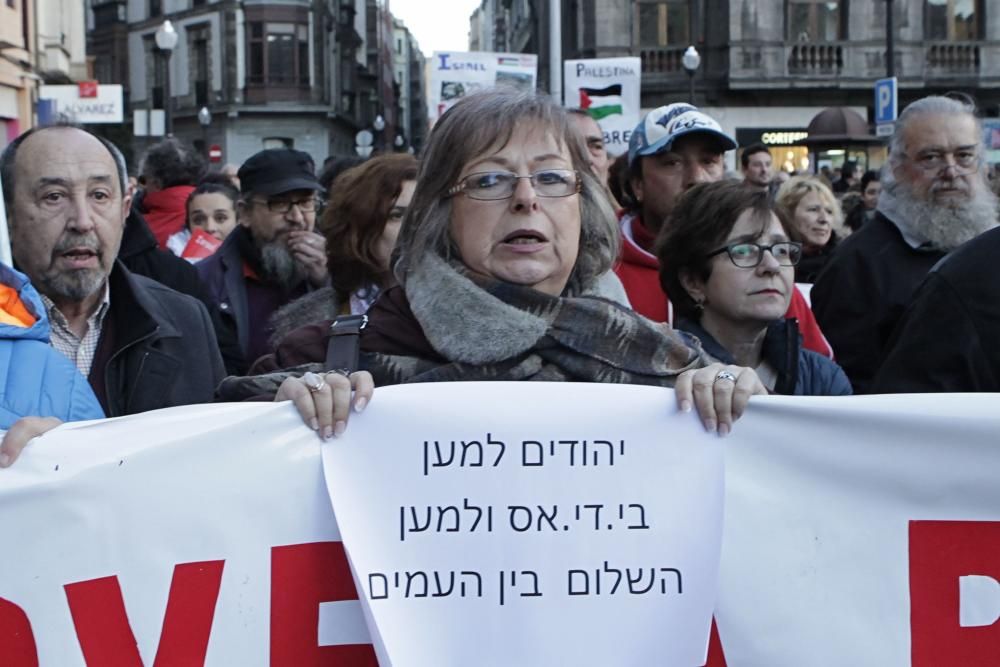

{"left": 321, "top": 153, "right": 419, "bottom": 299}
{"left": 318, "top": 156, "right": 366, "bottom": 193}
{"left": 139, "top": 138, "right": 207, "bottom": 189}
{"left": 608, "top": 152, "right": 634, "bottom": 209}
{"left": 656, "top": 181, "right": 778, "bottom": 320}
{"left": 184, "top": 178, "right": 240, "bottom": 228}
{"left": 860, "top": 169, "right": 880, "bottom": 192}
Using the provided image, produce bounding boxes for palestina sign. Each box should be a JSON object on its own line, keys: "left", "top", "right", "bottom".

{"left": 564, "top": 58, "right": 641, "bottom": 157}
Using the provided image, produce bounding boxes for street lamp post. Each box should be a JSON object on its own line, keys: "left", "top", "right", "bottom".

{"left": 885, "top": 0, "right": 895, "bottom": 77}
{"left": 155, "top": 20, "right": 178, "bottom": 136}
{"left": 197, "top": 106, "right": 211, "bottom": 157}
{"left": 682, "top": 46, "right": 701, "bottom": 105}
{"left": 373, "top": 114, "right": 386, "bottom": 153}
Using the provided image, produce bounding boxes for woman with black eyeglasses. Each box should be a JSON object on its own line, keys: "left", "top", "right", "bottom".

{"left": 657, "top": 181, "right": 851, "bottom": 396}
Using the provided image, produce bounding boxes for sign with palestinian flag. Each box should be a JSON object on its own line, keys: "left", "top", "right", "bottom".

{"left": 564, "top": 58, "right": 641, "bottom": 157}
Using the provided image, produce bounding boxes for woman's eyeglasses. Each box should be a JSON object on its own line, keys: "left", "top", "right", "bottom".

{"left": 706, "top": 241, "right": 803, "bottom": 268}
{"left": 447, "top": 170, "right": 581, "bottom": 200}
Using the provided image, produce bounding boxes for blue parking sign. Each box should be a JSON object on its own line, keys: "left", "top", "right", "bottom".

{"left": 875, "top": 78, "right": 897, "bottom": 125}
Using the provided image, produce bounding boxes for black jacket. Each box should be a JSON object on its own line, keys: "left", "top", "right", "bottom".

{"left": 873, "top": 226, "right": 1000, "bottom": 393}
{"left": 794, "top": 235, "right": 839, "bottom": 284}
{"left": 197, "top": 227, "right": 312, "bottom": 375}
{"left": 90, "top": 263, "right": 225, "bottom": 416}
{"left": 676, "top": 317, "right": 851, "bottom": 396}
{"left": 810, "top": 213, "right": 945, "bottom": 394}
{"left": 119, "top": 207, "right": 212, "bottom": 308}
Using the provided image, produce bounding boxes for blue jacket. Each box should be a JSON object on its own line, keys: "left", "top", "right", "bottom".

{"left": 0, "top": 264, "right": 105, "bottom": 429}
{"left": 676, "top": 317, "right": 852, "bottom": 397}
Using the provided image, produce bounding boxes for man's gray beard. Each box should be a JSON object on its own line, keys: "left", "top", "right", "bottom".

{"left": 259, "top": 239, "right": 306, "bottom": 290}
{"left": 37, "top": 267, "right": 106, "bottom": 302}
{"left": 34, "top": 231, "right": 109, "bottom": 302}
{"left": 880, "top": 170, "right": 999, "bottom": 251}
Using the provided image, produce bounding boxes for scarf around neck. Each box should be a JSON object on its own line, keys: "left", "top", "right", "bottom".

{"left": 215, "top": 254, "right": 708, "bottom": 401}
{"left": 360, "top": 254, "right": 706, "bottom": 386}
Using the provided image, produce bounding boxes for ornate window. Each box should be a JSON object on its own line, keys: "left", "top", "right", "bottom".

{"left": 926, "top": 0, "right": 981, "bottom": 41}
{"left": 788, "top": 0, "right": 845, "bottom": 42}
{"left": 247, "top": 21, "right": 309, "bottom": 86}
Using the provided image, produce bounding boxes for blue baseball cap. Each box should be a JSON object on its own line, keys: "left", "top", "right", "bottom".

{"left": 628, "top": 103, "right": 737, "bottom": 166}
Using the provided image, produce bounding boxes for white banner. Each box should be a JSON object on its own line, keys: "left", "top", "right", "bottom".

{"left": 428, "top": 51, "right": 537, "bottom": 124}
{"left": 0, "top": 403, "right": 374, "bottom": 666}
{"left": 3, "top": 389, "right": 1000, "bottom": 665}
{"left": 323, "top": 382, "right": 724, "bottom": 667}
{"left": 563, "top": 57, "right": 641, "bottom": 157}
{"left": 714, "top": 393, "right": 1000, "bottom": 666}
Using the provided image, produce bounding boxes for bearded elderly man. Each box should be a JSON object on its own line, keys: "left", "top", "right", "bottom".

{"left": 197, "top": 148, "right": 328, "bottom": 375}
{"left": 811, "top": 96, "right": 998, "bottom": 393}
{"left": 0, "top": 125, "right": 225, "bottom": 463}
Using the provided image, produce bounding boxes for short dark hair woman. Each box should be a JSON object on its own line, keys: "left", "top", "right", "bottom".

{"left": 658, "top": 181, "right": 850, "bottom": 396}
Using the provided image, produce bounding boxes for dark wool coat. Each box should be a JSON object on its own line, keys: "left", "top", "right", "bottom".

{"left": 873, "top": 226, "right": 1000, "bottom": 393}
{"left": 89, "top": 263, "right": 225, "bottom": 416}
{"left": 676, "top": 317, "right": 851, "bottom": 396}
{"left": 811, "top": 213, "right": 945, "bottom": 394}
{"left": 119, "top": 208, "right": 213, "bottom": 309}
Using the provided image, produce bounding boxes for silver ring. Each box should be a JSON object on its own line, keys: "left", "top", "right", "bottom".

{"left": 303, "top": 371, "right": 326, "bottom": 393}
{"left": 715, "top": 370, "right": 738, "bottom": 384}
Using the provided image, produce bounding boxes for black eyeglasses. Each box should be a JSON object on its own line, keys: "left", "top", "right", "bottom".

{"left": 252, "top": 197, "right": 319, "bottom": 214}
{"left": 446, "top": 170, "right": 581, "bottom": 200}
{"left": 706, "top": 241, "right": 802, "bottom": 268}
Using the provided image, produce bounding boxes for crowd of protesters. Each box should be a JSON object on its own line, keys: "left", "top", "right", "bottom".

{"left": 1, "top": 89, "right": 997, "bottom": 465}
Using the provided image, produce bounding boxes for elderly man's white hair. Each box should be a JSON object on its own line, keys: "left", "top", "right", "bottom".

{"left": 888, "top": 95, "right": 981, "bottom": 166}
{"left": 878, "top": 95, "right": 997, "bottom": 251}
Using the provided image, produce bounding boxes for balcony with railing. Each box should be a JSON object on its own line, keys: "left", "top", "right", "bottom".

{"left": 925, "top": 42, "right": 980, "bottom": 77}
{"left": 639, "top": 45, "right": 687, "bottom": 76}
{"left": 787, "top": 43, "right": 843, "bottom": 76}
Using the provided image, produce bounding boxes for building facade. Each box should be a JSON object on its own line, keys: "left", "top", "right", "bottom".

{"left": 0, "top": 0, "right": 34, "bottom": 146}
{"left": 84, "top": 0, "right": 424, "bottom": 169}
{"left": 1, "top": 0, "right": 90, "bottom": 148}
{"left": 392, "top": 17, "right": 426, "bottom": 153}
{"left": 473, "top": 0, "right": 1000, "bottom": 171}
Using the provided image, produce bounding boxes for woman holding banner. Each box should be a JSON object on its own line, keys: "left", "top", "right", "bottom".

{"left": 219, "top": 89, "right": 766, "bottom": 437}
{"left": 657, "top": 181, "right": 850, "bottom": 396}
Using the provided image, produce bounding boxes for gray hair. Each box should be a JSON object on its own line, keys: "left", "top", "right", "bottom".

{"left": 392, "top": 88, "right": 620, "bottom": 296}
{"left": 888, "top": 95, "right": 983, "bottom": 169}
{"left": 1, "top": 122, "right": 129, "bottom": 218}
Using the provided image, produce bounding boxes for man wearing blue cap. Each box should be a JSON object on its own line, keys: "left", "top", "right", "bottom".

{"left": 615, "top": 103, "right": 832, "bottom": 357}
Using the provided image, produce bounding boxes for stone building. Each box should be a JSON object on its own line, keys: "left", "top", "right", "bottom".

{"left": 84, "top": 0, "right": 424, "bottom": 168}
{"left": 472, "top": 0, "right": 1000, "bottom": 171}
{"left": 1, "top": 0, "right": 89, "bottom": 147}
